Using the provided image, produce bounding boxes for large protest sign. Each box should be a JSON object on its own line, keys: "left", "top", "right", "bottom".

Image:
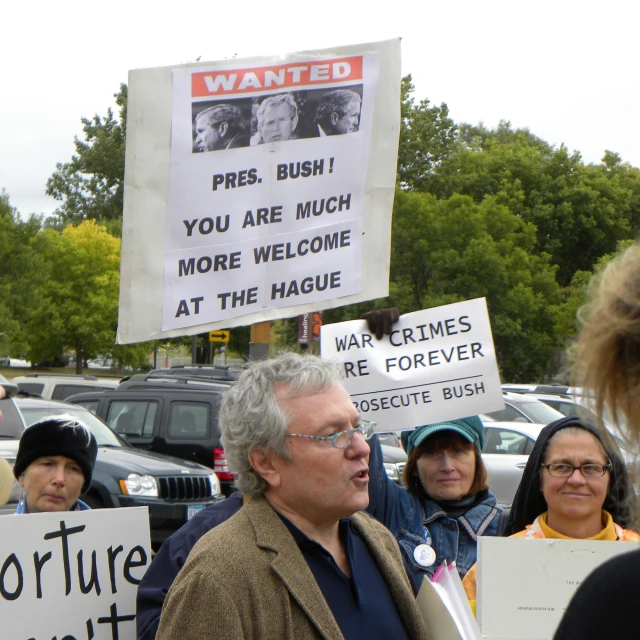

{"left": 477, "top": 537, "right": 640, "bottom": 639}
{"left": 117, "top": 39, "right": 401, "bottom": 344}
{"left": 320, "top": 299, "right": 504, "bottom": 430}
{"left": 1, "top": 507, "right": 151, "bottom": 640}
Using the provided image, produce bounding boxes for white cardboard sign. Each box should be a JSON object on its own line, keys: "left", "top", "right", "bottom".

{"left": 477, "top": 537, "right": 640, "bottom": 639}
{"left": 320, "top": 299, "right": 504, "bottom": 430}
{"left": 0, "top": 507, "right": 151, "bottom": 640}
{"left": 118, "top": 39, "right": 401, "bottom": 344}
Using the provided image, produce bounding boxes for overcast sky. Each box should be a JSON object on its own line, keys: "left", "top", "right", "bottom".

{"left": 2, "top": 0, "right": 638, "bottom": 217}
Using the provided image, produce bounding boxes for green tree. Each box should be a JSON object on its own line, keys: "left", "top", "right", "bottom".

{"left": 436, "top": 122, "right": 640, "bottom": 286}
{"left": 388, "top": 189, "right": 562, "bottom": 381}
{"left": 0, "top": 191, "right": 42, "bottom": 357}
{"left": 397, "top": 76, "right": 457, "bottom": 193}
{"left": 555, "top": 239, "right": 638, "bottom": 341}
{"left": 46, "top": 85, "right": 127, "bottom": 230}
{"left": 25, "top": 220, "right": 121, "bottom": 372}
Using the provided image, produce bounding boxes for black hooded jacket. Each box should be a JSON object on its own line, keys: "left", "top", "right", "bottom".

{"left": 502, "top": 416, "right": 635, "bottom": 536}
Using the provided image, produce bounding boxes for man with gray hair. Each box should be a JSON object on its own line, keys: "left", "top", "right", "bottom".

{"left": 194, "top": 104, "right": 249, "bottom": 152}
{"left": 314, "top": 89, "right": 362, "bottom": 136}
{"left": 253, "top": 93, "right": 299, "bottom": 144}
{"left": 157, "top": 352, "right": 429, "bottom": 640}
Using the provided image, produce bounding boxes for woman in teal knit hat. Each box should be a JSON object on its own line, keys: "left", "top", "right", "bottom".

{"left": 366, "top": 415, "right": 501, "bottom": 594}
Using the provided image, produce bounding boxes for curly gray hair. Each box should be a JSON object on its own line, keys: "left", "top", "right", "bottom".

{"left": 220, "top": 353, "right": 344, "bottom": 496}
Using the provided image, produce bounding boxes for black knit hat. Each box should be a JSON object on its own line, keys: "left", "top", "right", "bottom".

{"left": 503, "top": 416, "right": 635, "bottom": 535}
{"left": 14, "top": 415, "right": 98, "bottom": 492}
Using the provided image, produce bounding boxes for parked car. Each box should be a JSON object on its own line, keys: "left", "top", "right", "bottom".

{"left": 65, "top": 373, "right": 235, "bottom": 494}
{"left": 504, "top": 385, "right": 638, "bottom": 484}
{"left": 2, "top": 396, "right": 223, "bottom": 548}
{"left": 481, "top": 391, "right": 564, "bottom": 425}
{"left": 10, "top": 373, "right": 121, "bottom": 401}
{"left": 482, "top": 421, "right": 542, "bottom": 506}
{"left": 150, "top": 365, "right": 244, "bottom": 381}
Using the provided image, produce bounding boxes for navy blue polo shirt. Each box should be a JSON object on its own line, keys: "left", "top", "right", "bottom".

{"left": 280, "top": 515, "right": 411, "bottom": 640}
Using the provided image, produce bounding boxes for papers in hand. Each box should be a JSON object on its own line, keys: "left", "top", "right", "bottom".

{"left": 416, "top": 561, "right": 481, "bottom": 640}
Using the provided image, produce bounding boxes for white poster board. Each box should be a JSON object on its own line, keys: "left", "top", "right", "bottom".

{"left": 477, "top": 537, "right": 640, "bottom": 639}
{"left": 1, "top": 508, "right": 151, "bottom": 640}
{"left": 320, "top": 299, "right": 504, "bottom": 430}
{"left": 118, "top": 39, "right": 401, "bottom": 344}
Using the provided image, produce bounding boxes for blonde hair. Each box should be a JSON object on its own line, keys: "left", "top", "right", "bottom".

{"left": 572, "top": 243, "right": 640, "bottom": 443}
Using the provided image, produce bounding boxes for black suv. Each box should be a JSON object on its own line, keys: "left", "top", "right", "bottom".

{"left": 66, "top": 372, "right": 236, "bottom": 495}
{"left": 0, "top": 395, "right": 223, "bottom": 547}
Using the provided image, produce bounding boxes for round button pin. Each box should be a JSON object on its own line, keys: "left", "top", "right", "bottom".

{"left": 413, "top": 544, "right": 436, "bottom": 567}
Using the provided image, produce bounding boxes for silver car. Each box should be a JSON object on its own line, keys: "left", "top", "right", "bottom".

{"left": 481, "top": 391, "right": 564, "bottom": 425}
{"left": 482, "top": 421, "right": 543, "bottom": 506}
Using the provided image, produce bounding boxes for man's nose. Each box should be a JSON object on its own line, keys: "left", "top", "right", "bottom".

{"left": 346, "top": 432, "right": 370, "bottom": 458}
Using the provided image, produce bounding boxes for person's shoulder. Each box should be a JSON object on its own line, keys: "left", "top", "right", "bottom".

{"left": 352, "top": 510, "right": 398, "bottom": 542}
{"left": 187, "top": 498, "right": 265, "bottom": 559}
{"left": 228, "top": 132, "right": 250, "bottom": 148}
{"left": 192, "top": 492, "right": 244, "bottom": 527}
{"left": 480, "top": 489, "right": 500, "bottom": 507}
{"left": 168, "top": 493, "right": 244, "bottom": 548}
{"left": 620, "top": 528, "right": 640, "bottom": 542}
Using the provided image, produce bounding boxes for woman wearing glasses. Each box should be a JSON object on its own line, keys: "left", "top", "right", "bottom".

{"left": 552, "top": 243, "right": 640, "bottom": 639}
{"left": 462, "top": 416, "right": 638, "bottom": 606}
{"left": 367, "top": 416, "right": 501, "bottom": 595}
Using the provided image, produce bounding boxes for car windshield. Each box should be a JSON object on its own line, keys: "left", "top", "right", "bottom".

{"left": 515, "top": 400, "right": 564, "bottom": 424}
{"left": 19, "top": 407, "right": 124, "bottom": 447}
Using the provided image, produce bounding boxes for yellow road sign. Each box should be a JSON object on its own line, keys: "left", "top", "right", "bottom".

{"left": 209, "top": 330, "right": 230, "bottom": 343}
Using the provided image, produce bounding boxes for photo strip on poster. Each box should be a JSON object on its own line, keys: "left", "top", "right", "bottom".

{"left": 162, "top": 54, "right": 379, "bottom": 330}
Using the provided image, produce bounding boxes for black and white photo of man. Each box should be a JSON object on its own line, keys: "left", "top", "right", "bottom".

{"left": 313, "top": 89, "right": 362, "bottom": 136}
{"left": 252, "top": 93, "right": 299, "bottom": 144}
{"left": 194, "top": 104, "right": 250, "bottom": 152}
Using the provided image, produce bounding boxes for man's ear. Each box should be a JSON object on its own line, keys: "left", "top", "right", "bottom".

{"left": 219, "top": 121, "right": 229, "bottom": 138}
{"left": 330, "top": 111, "right": 339, "bottom": 125}
{"left": 292, "top": 114, "right": 299, "bottom": 131}
{"left": 248, "top": 449, "right": 282, "bottom": 488}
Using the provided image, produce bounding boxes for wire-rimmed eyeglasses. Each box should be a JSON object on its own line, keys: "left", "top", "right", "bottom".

{"left": 286, "top": 420, "right": 376, "bottom": 449}
{"left": 540, "top": 462, "right": 612, "bottom": 478}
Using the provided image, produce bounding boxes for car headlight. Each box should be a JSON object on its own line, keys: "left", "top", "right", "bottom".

{"left": 119, "top": 474, "right": 158, "bottom": 496}
{"left": 383, "top": 462, "right": 399, "bottom": 481}
{"left": 209, "top": 473, "right": 221, "bottom": 496}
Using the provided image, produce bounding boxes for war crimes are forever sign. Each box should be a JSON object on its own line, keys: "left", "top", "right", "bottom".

{"left": 321, "top": 299, "right": 505, "bottom": 430}
{"left": 1, "top": 508, "right": 151, "bottom": 640}
{"left": 117, "top": 39, "right": 401, "bottom": 343}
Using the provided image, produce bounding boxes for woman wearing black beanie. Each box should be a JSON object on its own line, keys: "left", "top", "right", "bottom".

{"left": 14, "top": 414, "right": 98, "bottom": 513}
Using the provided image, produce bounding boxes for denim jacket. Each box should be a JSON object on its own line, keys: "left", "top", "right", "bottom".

{"left": 366, "top": 434, "right": 500, "bottom": 594}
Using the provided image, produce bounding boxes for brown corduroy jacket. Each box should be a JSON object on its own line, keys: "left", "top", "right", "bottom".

{"left": 156, "top": 495, "right": 431, "bottom": 640}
